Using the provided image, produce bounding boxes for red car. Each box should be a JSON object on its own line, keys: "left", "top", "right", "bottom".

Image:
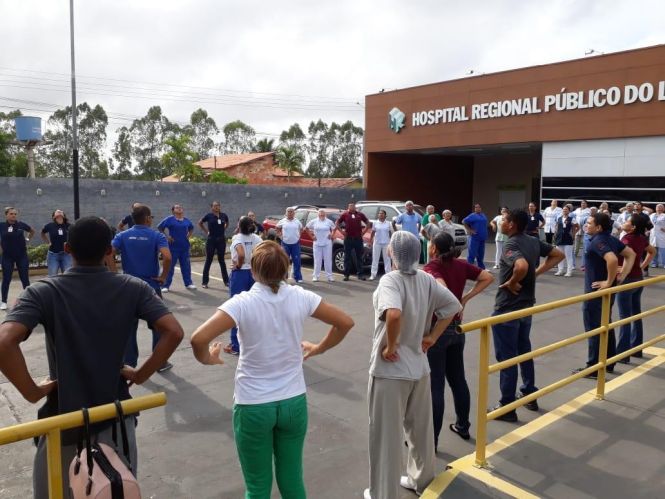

{"left": 262, "top": 206, "right": 374, "bottom": 274}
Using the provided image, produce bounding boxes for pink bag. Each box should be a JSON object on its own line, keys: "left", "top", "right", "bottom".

{"left": 68, "top": 402, "right": 141, "bottom": 499}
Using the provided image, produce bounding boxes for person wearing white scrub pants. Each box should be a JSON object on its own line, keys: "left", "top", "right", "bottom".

{"left": 306, "top": 209, "right": 336, "bottom": 282}
{"left": 370, "top": 209, "right": 393, "bottom": 280}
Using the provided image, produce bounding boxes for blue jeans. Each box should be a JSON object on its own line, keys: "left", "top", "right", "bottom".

{"left": 616, "top": 278, "right": 643, "bottom": 358}
{"left": 583, "top": 296, "right": 616, "bottom": 369}
{"left": 165, "top": 246, "right": 192, "bottom": 288}
{"left": 229, "top": 268, "right": 255, "bottom": 351}
{"left": 467, "top": 237, "right": 486, "bottom": 269}
{"left": 427, "top": 326, "right": 470, "bottom": 446}
{"left": 491, "top": 314, "right": 536, "bottom": 405}
{"left": 282, "top": 242, "right": 302, "bottom": 281}
{"left": 343, "top": 237, "right": 364, "bottom": 277}
{"left": 47, "top": 250, "right": 72, "bottom": 276}
{"left": 652, "top": 247, "right": 665, "bottom": 267}
{"left": 202, "top": 237, "right": 228, "bottom": 285}
{"left": 1, "top": 253, "right": 30, "bottom": 302}
{"left": 124, "top": 281, "right": 162, "bottom": 367}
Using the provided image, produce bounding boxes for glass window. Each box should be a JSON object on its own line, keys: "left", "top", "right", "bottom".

{"left": 357, "top": 205, "right": 378, "bottom": 220}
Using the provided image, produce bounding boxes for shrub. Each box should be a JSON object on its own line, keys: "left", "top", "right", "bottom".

{"left": 27, "top": 244, "right": 49, "bottom": 267}
{"left": 189, "top": 236, "right": 206, "bottom": 257}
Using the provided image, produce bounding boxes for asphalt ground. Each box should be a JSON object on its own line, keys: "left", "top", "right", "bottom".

{"left": 1, "top": 244, "right": 664, "bottom": 498}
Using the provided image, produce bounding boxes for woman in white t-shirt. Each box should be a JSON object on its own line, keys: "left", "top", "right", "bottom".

{"left": 191, "top": 240, "right": 353, "bottom": 499}
{"left": 369, "top": 209, "right": 393, "bottom": 280}
{"left": 650, "top": 204, "right": 665, "bottom": 268}
{"left": 489, "top": 207, "right": 509, "bottom": 269}
{"left": 306, "top": 209, "right": 336, "bottom": 282}
{"left": 223, "top": 216, "right": 263, "bottom": 355}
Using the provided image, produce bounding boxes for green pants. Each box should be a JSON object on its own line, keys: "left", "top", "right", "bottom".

{"left": 233, "top": 394, "right": 308, "bottom": 499}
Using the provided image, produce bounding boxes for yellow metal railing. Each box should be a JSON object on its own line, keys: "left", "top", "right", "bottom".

{"left": 0, "top": 392, "right": 166, "bottom": 499}
{"left": 458, "top": 275, "right": 665, "bottom": 468}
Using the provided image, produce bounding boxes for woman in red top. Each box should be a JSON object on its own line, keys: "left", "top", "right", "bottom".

{"left": 617, "top": 214, "right": 656, "bottom": 361}
{"left": 424, "top": 232, "right": 493, "bottom": 446}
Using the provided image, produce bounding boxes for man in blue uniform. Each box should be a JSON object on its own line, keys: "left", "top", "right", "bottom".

{"left": 198, "top": 201, "right": 229, "bottom": 288}
{"left": 111, "top": 204, "right": 174, "bottom": 372}
{"left": 463, "top": 203, "right": 488, "bottom": 269}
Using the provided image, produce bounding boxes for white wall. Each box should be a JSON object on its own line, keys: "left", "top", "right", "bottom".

{"left": 542, "top": 137, "right": 665, "bottom": 177}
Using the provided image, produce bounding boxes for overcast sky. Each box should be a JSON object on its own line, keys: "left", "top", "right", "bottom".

{"left": 1, "top": 0, "right": 664, "bottom": 142}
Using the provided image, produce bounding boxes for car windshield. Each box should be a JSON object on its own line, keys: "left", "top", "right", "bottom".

{"left": 326, "top": 213, "right": 340, "bottom": 222}
{"left": 395, "top": 204, "right": 424, "bottom": 216}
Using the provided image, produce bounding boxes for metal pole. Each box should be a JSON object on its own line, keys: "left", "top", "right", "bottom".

{"left": 46, "top": 429, "right": 63, "bottom": 499}
{"left": 69, "top": 0, "right": 80, "bottom": 219}
{"left": 596, "top": 293, "right": 611, "bottom": 400}
{"left": 474, "top": 325, "right": 491, "bottom": 467}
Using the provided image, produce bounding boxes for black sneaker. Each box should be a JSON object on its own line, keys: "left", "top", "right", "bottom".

{"left": 488, "top": 403, "right": 517, "bottom": 422}
{"left": 358, "top": 275, "right": 366, "bottom": 281}
{"left": 343, "top": 276, "right": 350, "bottom": 281}
{"left": 516, "top": 392, "right": 539, "bottom": 411}
{"left": 449, "top": 423, "right": 471, "bottom": 440}
{"left": 572, "top": 366, "right": 597, "bottom": 379}
{"left": 202, "top": 284, "right": 209, "bottom": 289}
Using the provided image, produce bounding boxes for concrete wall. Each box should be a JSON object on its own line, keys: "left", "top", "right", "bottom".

{"left": 0, "top": 178, "right": 365, "bottom": 244}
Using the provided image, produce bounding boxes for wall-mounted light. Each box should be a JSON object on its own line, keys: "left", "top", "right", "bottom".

{"left": 319, "top": 193, "right": 324, "bottom": 199}
{"left": 201, "top": 190, "right": 207, "bottom": 197}
{"left": 36, "top": 188, "right": 42, "bottom": 196}
{"left": 155, "top": 190, "right": 160, "bottom": 197}
{"left": 351, "top": 193, "right": 355, "bottom": 199}
{"left": 284, "top": 192, "right": 289, "bottom": 198}
{"left": 246, "top": 192, "right": 251, "bottom": 198}
{"left": 100, "top": 189, "right": 107, "bottom": 197}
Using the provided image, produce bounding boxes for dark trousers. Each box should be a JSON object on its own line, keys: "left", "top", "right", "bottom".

{"left": 467, "top": 237, "right": 486, "bottom": 269}
{"left": 492, "top": 314, "right": 537, "bottom": 405}
{"left": 545, "top": 232, "right": 554, "bottom": 244}
{"left": 1, "top": 253, "right": 30, "bottom": 302}
{"left": 124, "top": 281, "right": 162, "bottom": 367}
{"left": 427, "top": 328, "right": 470, "bottom": 446}
{"left": 616, "top": 278, "right": 644, "bottom": 358}
{"left": 202, "top": 237, "right": 229, "bottom": 285}
{"left": 583, "top": 296, "right": 616, "bottom": 369}
{"left": 343, "top": 237, "right": 364, "bottom": 277}
{"left": 229, "top": 269, "right": 255, "bottom": 351}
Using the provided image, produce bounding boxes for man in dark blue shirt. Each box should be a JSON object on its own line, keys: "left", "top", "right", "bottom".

{"left": 0, "top": 207, "right": 34, "bottom": 310}
{"left": 525, "top": 202, "right": 545, "bottom": 238}
{"left": 111, "top": 204, "right": 174, "bottom": 371}
{"left": 462, "top": 203, "right": 488, "bottom": 269}
{"left": 117, "top": 202, "right": 141, "bottom": 232}
{"left": 198, "top": 201, "right": 230, "bottom": 288}
{"left": 248, "top": 211, "right": 265, "bottom": 237}
{"left": 573, "top": 212, "right": 635, "bottom": 378}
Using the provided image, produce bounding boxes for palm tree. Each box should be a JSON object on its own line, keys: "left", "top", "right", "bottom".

{"left": 253, "top": 138, "right": 275, "bottom": 152}
{"left": 275, "top": 146, "right": 304, "bottom": 182}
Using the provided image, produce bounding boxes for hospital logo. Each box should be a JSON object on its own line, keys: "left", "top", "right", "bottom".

{"left": 388, "top": 107, "right": 405, "bottom": 133}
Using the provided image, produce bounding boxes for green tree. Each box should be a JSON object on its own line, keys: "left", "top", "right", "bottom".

{"left": 275, "top": 146, "right": 305, "bottom": 182}
{"left": 0, "top": 111, "right": 30, "bottom": 177}
{"left": 253, "top": 138, "right": 275, "bottom": 152}
{"left": 279, "top": 123, "right": 307, "bottom": 163}
{"left": 330, "top": 120, "right": 363, "bottom": 177}
{"left": 208, "top": 170, "right": 248, "bottom": 184}
{"left": 221, "top": 120, "right": 256, "bottom": 154}
{"left": 110, "top": 126, "right": 134, "bottom": 179}
{"left": 41, "top": 103, "right": 109, "bottom": 178}
{"left": 186, "top": 108, "right": 218, "bottom": 160}
{"left": 162, "top": 133, "right": 202, "bottom": 182}
{"left": 306, "top": 119, "right": 336, "bottom": 180}
{"left": 129, "top": 106, "right": 174, "bottom": 180}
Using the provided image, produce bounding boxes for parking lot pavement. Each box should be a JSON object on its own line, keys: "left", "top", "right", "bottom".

{"left": 1, "top": 252, "right": 664, "bottom": 498}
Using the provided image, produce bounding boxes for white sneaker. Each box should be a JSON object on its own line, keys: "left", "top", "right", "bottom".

{"left": 296, "top": 280, "right": 304, "bottom": 283}
{"left": 327, "top": 277, "right": 335, "bottom": 282}
{"left": 363, "top": 488, "right": 371, "bottom": 499}
{"left": 312, "top": 277, "right": 319, "bottom": 282}
{"left": 161, "top": 288, "right": 169, "bottom": 293}
{"left": 400, "top": 475, "right": 418, "bottom": 494}
{"left": 565, "top": 272, "right": 573, "bottom": 277}
{"left": 554, "top": 271, "right": 563, "bottom": 276}
{"left": 369, "top": 276, "right": 375, "bottom": 281}
{"left": 186, "top": 284, "right": 197, "bottom": 290}
{"left": 493, "top": 265, "right": 500, "bottom": 269}
{"left": 0, "top": 302, "right": 6, "bottom": 311}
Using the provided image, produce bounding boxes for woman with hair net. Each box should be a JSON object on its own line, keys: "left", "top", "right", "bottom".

{"left": 364, "top": 231, "right": 462, "bottom": 499}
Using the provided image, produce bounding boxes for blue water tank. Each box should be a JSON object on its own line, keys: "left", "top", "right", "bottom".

{"left": 14, "top": 116, "right": 42, "bottom": 142}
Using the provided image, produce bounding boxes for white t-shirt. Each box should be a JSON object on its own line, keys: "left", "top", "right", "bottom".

{"left": 438, "top": 219, "right": 456, "bottom": 239}
{"left": 220, "top": 282, "right": 322, "bottom": 404}
{"left": 543, "top": 206, "right": 562, "bottom": 233}
{"left": 372, "top": 220, "right": 393, "bottom": 245}
{"left": 277, "top": 218, "right": 303, "bottom": 244}
{"left": 492, "top": 215, "right": 508, "bottom": 242}
{"left": 306, "top": 218, "right": 335, "bottom": 246}
{"left": 370, "top": 270, "right": 461, "bottom": 380}
{"left": 231, "top": 233, "right": 263, "bottom": 269}
{"left": 651, "top": 213, "right": 665, "bottom": 247}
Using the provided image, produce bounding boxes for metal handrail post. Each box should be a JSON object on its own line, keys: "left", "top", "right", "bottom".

{"left": 475, "top": 325, "right": 491, "bottom": 467}
{"left": 596, "top": 293, "right": 611, "bottom": 400}
{"left": 47, "top": 429, "right": 63, "bottom": 499}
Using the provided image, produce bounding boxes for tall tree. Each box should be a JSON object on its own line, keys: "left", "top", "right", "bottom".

{"left": 306, "top": 120, "right": 336, "bottom": 180}
{"left": 275, "top": 146, "right": 305, "bottom": 182}
{"left": 253, "top": 138, "right": 275, "bottom": 152}
{"left": 0, "top": 110, "right": 29, "bottom": 177}
{"left": 110, "top": 126, "right": 134, "bottom": 179}
{"left": 221, "top": 120, "right": 256, "bottom": 154}
{"left": 186, "top": 108, "right": 218, "bottom": 160}
{"left": 279, "top": 123, "right": 307, "bottom": 164}
{"left": 162, "top": 133, "right": 202, "bottom": 181}
{"left": 41, "top": 103, "right": 109, "bottom": 178}
{"left": 129, "top": 106, "right": 174, "bottom": 180}
{"left": 330, "top": 120, "right": 363, "bottom": 177}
